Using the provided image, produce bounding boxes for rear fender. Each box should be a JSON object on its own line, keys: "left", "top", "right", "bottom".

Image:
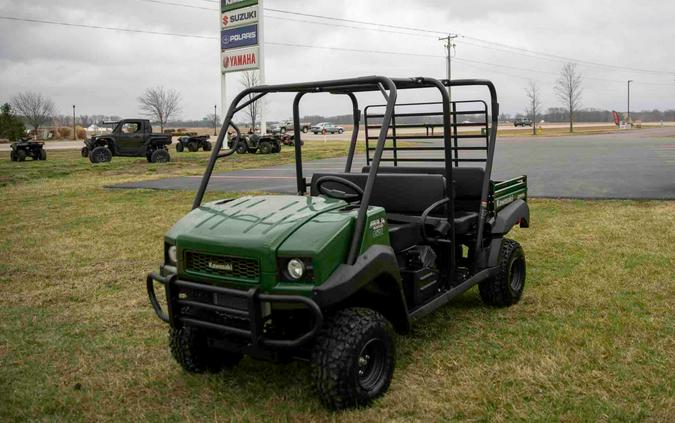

{"left": 491, "top": 199, "right": 529, "bottom": 235}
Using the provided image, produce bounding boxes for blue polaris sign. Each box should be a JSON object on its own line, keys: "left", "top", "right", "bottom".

{"left": 221, "top": 24, "right": 258, "bottom": 50}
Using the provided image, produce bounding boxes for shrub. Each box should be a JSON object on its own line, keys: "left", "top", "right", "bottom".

{"left": 76, "top": 126, "right": 87, "bottom": 140}
{"left": 58, "top": 127, "right": 72, "bottom": 138}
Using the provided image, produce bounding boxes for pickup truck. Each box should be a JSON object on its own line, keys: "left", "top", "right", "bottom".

{"left": 267, "top": 120, "right": 310, "bottom": 134}
{"left": 82, "top": 119, "right": 172, "bottom": 163}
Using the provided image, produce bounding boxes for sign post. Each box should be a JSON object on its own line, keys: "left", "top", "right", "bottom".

{"left": 220, "top": 0, "right": 265, "bottom": 133}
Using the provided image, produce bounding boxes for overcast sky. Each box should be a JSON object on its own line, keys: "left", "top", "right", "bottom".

{"left": 1, "top": 0, "right": 674, "bottom": 121}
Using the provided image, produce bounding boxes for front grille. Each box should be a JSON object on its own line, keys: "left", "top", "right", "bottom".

{"left": 185, "top": 252, "right": 259, "bottom": 281}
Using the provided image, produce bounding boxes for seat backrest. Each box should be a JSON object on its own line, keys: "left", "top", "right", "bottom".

{"left": 362, "top": 166, "right": 484, "bottom": 211}
{"left": 310, "top": 172, "right": 446, "bottom": 215}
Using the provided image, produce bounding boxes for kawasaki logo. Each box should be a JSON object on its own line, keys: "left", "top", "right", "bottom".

{"left": 208, "top": 261, "right": 233, "bottom": 271}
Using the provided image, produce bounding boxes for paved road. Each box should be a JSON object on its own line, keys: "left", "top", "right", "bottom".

{"left": 110, "top": 128, "right": 675, "bottom": 199}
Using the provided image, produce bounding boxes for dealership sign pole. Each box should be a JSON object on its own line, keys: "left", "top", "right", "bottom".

{"left": 220, "top": 0, "right": 265, "bottom": 133}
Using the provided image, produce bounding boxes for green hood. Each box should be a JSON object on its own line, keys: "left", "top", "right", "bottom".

{"left": 166, "top": 195, "right": 348, "bottom": 283}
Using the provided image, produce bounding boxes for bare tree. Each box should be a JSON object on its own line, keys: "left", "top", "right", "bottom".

{"left": 554, "top": 63, "right": 583, "bottom": 133}
{"left": 525, "top": 81, "right": 541, "bottom": 136}
{"left": 138, "top": 86, "right": 182, "bottom": 132}
{"left": 11, "top": 92, "right": 55, "bottom": 135}
{"left": 239, "top": 71, "right": 261, "bottom": 132}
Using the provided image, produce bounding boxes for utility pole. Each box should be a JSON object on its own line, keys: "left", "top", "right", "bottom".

{"left": 627, "top": 80, "right": 633, "bottom": 126}
{"left": 72, "top": 105, "right": 76, "bottom": 140}
{"left": 439, "top": 34, "right": 458, "bottom": 120}
{"left": 214, "top": 104, "right": 217, "bottom": 136}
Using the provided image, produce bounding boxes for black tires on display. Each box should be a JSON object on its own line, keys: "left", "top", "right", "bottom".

{"left": 169, "top": 327, "right": 242, "bottom": 373}
{"left": 150, "top": 149, "right": 171, "bottom": 163}
{"left": 311, "top": 308, "right": 395, "bottom": 410}
{"left": 479, "top": 238, "right": 526, "bottom": 307}
{"left": 89, "top": 146, "right": 112, "bottom": 164}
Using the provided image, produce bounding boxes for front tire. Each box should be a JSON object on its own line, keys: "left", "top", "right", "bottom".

{"left": 176, "top": 142, "right": 184, "bottom": 152}
{"left": 16, "top": 150, "right": 26, "bottom": 161}
{"left": 81, "top": 147, "right": 89, "bottom": 158}
{"left": 311, "top": 308, "right": 396, "bottom": 410}
{"left": 170, "top": 327, "right": 242, "bottom": 373}
{"left": 258, "top": 141, "right": 272, "bottom": 154}
{"left": 203, "top": 141, "right": 212, "bottom": 151}
{"left": 89, "top": 146, "right": 112, "bottom": 164}
{"left": 479, "top": 239, "right": 526, "bottom": 307}
{"left": 39, "top": 149, "right": 47, "bottom": 161}
{"left": 187, "top": 142, "right": 198, "bottom": 152}
{"left": 10, "top": 151, "right": 17, "bottom": 161}
{"left": 235, "top": 141, "right": 248, "bottom": 154}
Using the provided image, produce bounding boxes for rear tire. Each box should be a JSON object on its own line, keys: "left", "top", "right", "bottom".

{"left": 258, "top": 141, "right": 272, "bottom": 154}
{"left": 89, "top": 146, "right": 112, "bottom": 164}
{"left": 311, "top": 308, "right": 395, "bottom": 410}
{"left": 203, "top": 141, "right": 212, "bottom": 151}
{"left": 187, "top": 142, "right": 198, "bottom": 152}
{"left": 479, "top": 239, "right": 526, "bottom": 307}
{"left": 170, "top": 327, "right": 242, "bottom": 373}
{"left": 10, "top": 151, "right": 17, "bottom": 161}
{"left": 81, "top": 147, "right": 89, "bottom": 158}
{"left": 39, "top": 149, "right": 47, "bottom": 161}
{"left": 150, "top": 149, "right": 171, "bottom": 163}
{"left": 16, "top": 150, "right": 26, "bottom": 162}
{"left": 176, "top": 142, "right": 184, "bottom": 152}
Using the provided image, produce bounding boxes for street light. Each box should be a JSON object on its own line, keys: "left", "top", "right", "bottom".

{"left": 72, "top": 105, "right": 76, "bottom": 140}
{"left": 214, "top": 104, "right": 217, "bottom": 136}
{"left": 627, "top": 80, "right": 633, "bottom": 126}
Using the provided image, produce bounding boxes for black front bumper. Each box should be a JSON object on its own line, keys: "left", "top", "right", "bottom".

{"left": 147, "top": 272, "right": 323, "bottom": 349}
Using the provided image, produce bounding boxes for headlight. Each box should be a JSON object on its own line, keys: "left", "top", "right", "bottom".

{"left": 167, "top": 245, "right": 178, "bottom": 265}
{"left": 286, "top": 259, "right": 305, "bottom": 280}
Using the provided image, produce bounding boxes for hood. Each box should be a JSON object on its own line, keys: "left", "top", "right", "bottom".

{"left": 167, "top": 195, "right": 347, "bottom": 273}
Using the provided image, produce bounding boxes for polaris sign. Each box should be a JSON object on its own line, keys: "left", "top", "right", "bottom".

{"left": 222, "top": 5, "right": 258, "bottom": 29}
{"left": 221, "top": 24, "right": 258, "bottom": 50}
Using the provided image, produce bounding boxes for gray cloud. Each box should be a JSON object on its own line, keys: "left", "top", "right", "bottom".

{"left": 1, "top": 0, "right": 673, "bottom": 121}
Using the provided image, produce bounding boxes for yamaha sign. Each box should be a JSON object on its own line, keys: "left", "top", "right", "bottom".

{"left": 221, "top": 46, "right": 260, "bottom": 73}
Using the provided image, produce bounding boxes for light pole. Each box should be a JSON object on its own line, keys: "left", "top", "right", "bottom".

{"left": 627, "top": 80, "right": 633, "bottom": 126}
{"left": 72, "top": 105, "right": 76, "bottom": 140}
{"left": 214, "top": 104, "right": 217, "bottom": 136}
{"left": 439, "top": 34, "right": 458, "bottom": 124}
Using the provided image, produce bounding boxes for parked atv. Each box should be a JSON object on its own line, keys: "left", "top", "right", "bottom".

{"left": 147, "top": 76, "right": 530, "bottom": 410}
{"left": 175, "top": 135, "right": 212, "bottom": 153}
{"left": 229, "top": 133, "right": 281, "bottom": 154}
{"left": 10, "top": 138, "right": 46, "bottom": 162}
{"left": 81, "top": 119, "right": 172, "bottom": 164}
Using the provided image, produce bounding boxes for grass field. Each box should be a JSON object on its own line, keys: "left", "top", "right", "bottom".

{"left": 0, "top": 148, "right": 673, "bottom": 422}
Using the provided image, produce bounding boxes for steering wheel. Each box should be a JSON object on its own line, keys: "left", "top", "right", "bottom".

{"left": 315, "top": 176, "right": 364, "bottom": 202}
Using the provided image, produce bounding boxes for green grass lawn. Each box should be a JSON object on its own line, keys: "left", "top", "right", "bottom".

{"left": 0, "top": 149, "right": 673, "bottom": 422}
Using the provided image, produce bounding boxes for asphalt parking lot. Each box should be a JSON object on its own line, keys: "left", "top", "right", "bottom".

{"left": 111, "top": 127, "right": 675, "bottom": 199}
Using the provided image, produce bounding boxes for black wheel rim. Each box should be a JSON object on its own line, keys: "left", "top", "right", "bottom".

{"left": 509, "top": 257, "right": 525, "bottom": 292}
{"left": 357, "top": 338, "right": 386, "bottom": 391}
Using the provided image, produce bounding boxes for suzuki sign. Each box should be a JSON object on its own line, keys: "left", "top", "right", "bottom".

{"left": 221, "top": 24, "right": 258, "bottom": 50}
{"left": 221, "top": 46, "right": 260, "bottom": 73}
{"left": 222, "top": 5, "right": 258, "bottom": 29}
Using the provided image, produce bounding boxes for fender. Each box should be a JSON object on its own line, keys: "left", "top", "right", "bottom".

{"left": 491, "top": 199, "right": 529, "bottom": 235}
{"left": 312, "top": 244, "right": 411, "bottom": 333}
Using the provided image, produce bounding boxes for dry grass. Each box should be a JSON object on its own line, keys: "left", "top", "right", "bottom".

{"left": 0, "top": 151, "right": 673, "bottom": 421}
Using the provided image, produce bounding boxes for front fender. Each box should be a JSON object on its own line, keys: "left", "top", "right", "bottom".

{"left": 312, "top": 245, "right": 411, "bottom": 333}
{"left": 492, "top": 199, "right": 530, "bottom": 235}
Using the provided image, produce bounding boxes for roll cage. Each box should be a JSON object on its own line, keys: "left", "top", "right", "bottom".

{"left": 194, "top": 76, "right": 499, "bottom": 280}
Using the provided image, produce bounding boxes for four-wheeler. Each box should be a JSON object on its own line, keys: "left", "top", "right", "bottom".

{"left": 175, "top": 135, "right": 212, "bottom": 153}
{"left": 228, "top": 133, "right": 281, "bottom": 154}
{"left": 310, "top": 122, "right": 344, "bottom": 134}
{"left": 9, "top": 137, "right": 46, "bottom": 161}
{"left": 146, "top": 76, "right": 530, "bottom": 410}
{"left": 268, "top": 120, "right": 311, "bottom": 134}
{"left": 81, "top": 119, "right": 172, "bottom": 164}
{"left": 513, "top": 117, "right": 533, "bottom": 127}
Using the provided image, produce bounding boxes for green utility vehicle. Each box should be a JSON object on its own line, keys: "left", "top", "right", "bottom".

{"left": 147, "top": 77, "right": 530, "bottom": 409}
